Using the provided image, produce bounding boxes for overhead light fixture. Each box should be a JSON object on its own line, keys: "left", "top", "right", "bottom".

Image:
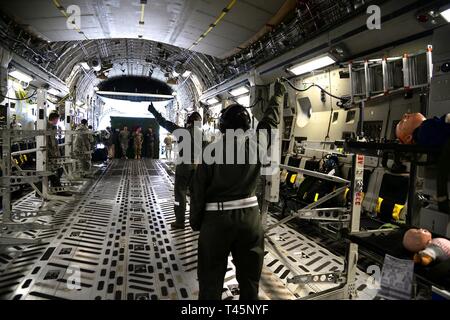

{"left": 287, "top": 54, "right": 336, "bottom": 76}
{"left": 207, "top": 97, "right": 219, "bottom": 105}
{"left": 237, "top": 95, "right": 250, "bottom": 107}
{"left": 229, "top": 85, "right": 249, "bottom": 97}
{"left": 80, "top": 62, "right": 90, "bottom": 70}
{"left": 440, "top": 5, "right": 450, "bottom": 22}
{"left": 139, "top": 0, "right": 146, "bottom": 25}
{"left": 172, "top": 91, "right": 177, "bottom": 96}
{"left": 172, "top": 70, "right": 180, "bottom": 77}
{"left": 47, "top": 88, "right": 61, "bottom": 96}
{"left": 9, "top": 70, "right": 33, "bottom": 83}
{"left": 94, "top": 86, "right": 99, "bottom": 91}
{"left": 182, "top": 70, "right": 192, "bottom": 78}
{"left": 387, "top": 56, "right": 402, "bottom": 61}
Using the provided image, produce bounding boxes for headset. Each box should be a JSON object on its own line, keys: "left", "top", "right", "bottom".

{"left": 218, "top": 104, "right": 251, "bottom": 133}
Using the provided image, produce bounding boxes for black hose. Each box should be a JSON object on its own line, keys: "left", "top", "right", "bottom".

{"left": 281, "top": 77, "right": 350, "bottom": 107}
{"left": 0, "top": 90, "right": 38, "bottom": 101}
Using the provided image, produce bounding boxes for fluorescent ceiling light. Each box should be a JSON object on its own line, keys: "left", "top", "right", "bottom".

{"left": 387, "top": 57, "right": 402, "bottom": 61}
{"left": 80, "top": 62, "right": 90, "bottom": 70}
{"left": 182, "top": 70, "right": 192, "bottom": 78}
{"left": 288, "top": 54, "right": 336, "bottom": 76}
{"left": 440, "top": 7, "right": 450, "bottom": 22}
{"left": 9, "top": 70, "right": 33, "bottom": 83}
{"left": 229, "top": 86, "right": 249, "bottom": 97}
{"left": 237, "top": 95, "right": 250, "bottom": 108}
{"left": 47, "top": 88, "right": 60, "bottom": 96}
{"left": 207, "top": 97, "right": 219, "bottom": 105}
{"left": 96, "top": 91, "right": 174, "bottom": 102}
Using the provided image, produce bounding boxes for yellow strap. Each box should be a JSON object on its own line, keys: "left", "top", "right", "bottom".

{"left": 392, "top": 204, "right": 405, "bottom": 221}
{"left": 189, "top": 0, "right": 237, "bottom": 49}
{"left": 343, "top": 188, "right": 350, "bottom": 200}
{"left": 375, "top": 197, "right": 383, "bottom": 214}
{"left": 290, "top": 174, "right": 297, "bottom": 184}
{"left": 314, "top": 193, "right": 319, "bottom": 202}
{"left": 52, "top": 0, "right": 89, "bottom": 40}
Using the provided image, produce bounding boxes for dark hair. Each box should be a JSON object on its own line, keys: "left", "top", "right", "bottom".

{"left": 48, "top": 112, "right": 59, "bottom": 121}
{"left": 81, "top": 119, "right": 88, "bottom": 125}
{"left": 186, "top": 111, "right": 202, "bottom": 126}
{"left": 218, "top": 104, "right": 251, "bottom": 133}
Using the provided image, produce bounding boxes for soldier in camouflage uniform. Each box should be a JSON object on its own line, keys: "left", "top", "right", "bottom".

{"left": 74, "top": 119, "right": 92, "bottom": 175}
{"left": 46, "top": 112, "right": 64, "bottom": 188}
{"left": 133, "top": 127, "right": 144, "bottom": 159}
{"left": 119, "top": 126, "right": 130, "bottom": 159}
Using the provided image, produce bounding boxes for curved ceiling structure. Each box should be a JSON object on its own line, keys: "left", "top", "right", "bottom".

{"left": 47, "top": 38, "right": 226, "bottom": 106}
{"left": 0, "top": 9, "right": 225, "bottom": 109}
{"left": 0, "top": 0, "right": 287, "bottom": 110}
{"left": 0, "top": 0, "right": 393, "bottom": 111}
{"left": 0, "top": 0, "right": 287, "bottom": 58}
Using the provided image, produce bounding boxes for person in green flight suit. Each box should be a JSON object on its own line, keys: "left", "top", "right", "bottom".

{"left": 148, "top": 102, "right": 203, "bottom": 230}
{"left": 190, "top": 81, "right": 285, "bottom": 300}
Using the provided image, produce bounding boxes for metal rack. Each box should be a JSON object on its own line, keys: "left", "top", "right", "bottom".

{"left": 0, "top": 89, "right": 78, "bottom": 245}
{"left": 1, "top": 93, "right": 50, "bottom": 245}
{"left": 264, "top": 145, "right": 366, "bottom": 299}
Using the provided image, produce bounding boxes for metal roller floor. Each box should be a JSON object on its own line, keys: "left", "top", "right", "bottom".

{"left": 0, "top": 160, "right": 377, "bottom": 300}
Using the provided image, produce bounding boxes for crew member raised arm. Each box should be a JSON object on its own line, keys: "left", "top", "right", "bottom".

{"left": 148, "top": 103, "right": 203, "bottom": 230}
{"left": 189, "top": 80, "right": 284, "bottom": 300}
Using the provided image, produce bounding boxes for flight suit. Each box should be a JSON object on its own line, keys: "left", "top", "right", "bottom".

{"left": 46, "top": 121, "right": 63, "bottom": 187}
{"left": 145, "top": 130, "right": 156, "bottom": 158}
{"left": 119, "top": 130, "right": 130, "bottom": 158}
{"left": 134, "top": 131, "right": 143, "bottom": 159}
{"left": 164, "top": 135, "right": 173, "bottom": 161}
{"left": 74, "top": 123, "right": 92, "bottom": 172}
{"left": 151, "top": 110, "right": 202, "bottom": 227}
{"left": 190, "top": 87, "right": 282, "bottom": 300}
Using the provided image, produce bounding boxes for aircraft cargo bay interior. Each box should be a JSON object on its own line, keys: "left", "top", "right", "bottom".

{"left": 0, "top": 0, "right": 450, "bottom": 305}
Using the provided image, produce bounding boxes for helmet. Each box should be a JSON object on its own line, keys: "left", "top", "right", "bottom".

{"left": 186, "top": 111, "right": 202, "bottom": 127}
{"left": 218, "top": 104, "right": 251, "bottom": 133}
